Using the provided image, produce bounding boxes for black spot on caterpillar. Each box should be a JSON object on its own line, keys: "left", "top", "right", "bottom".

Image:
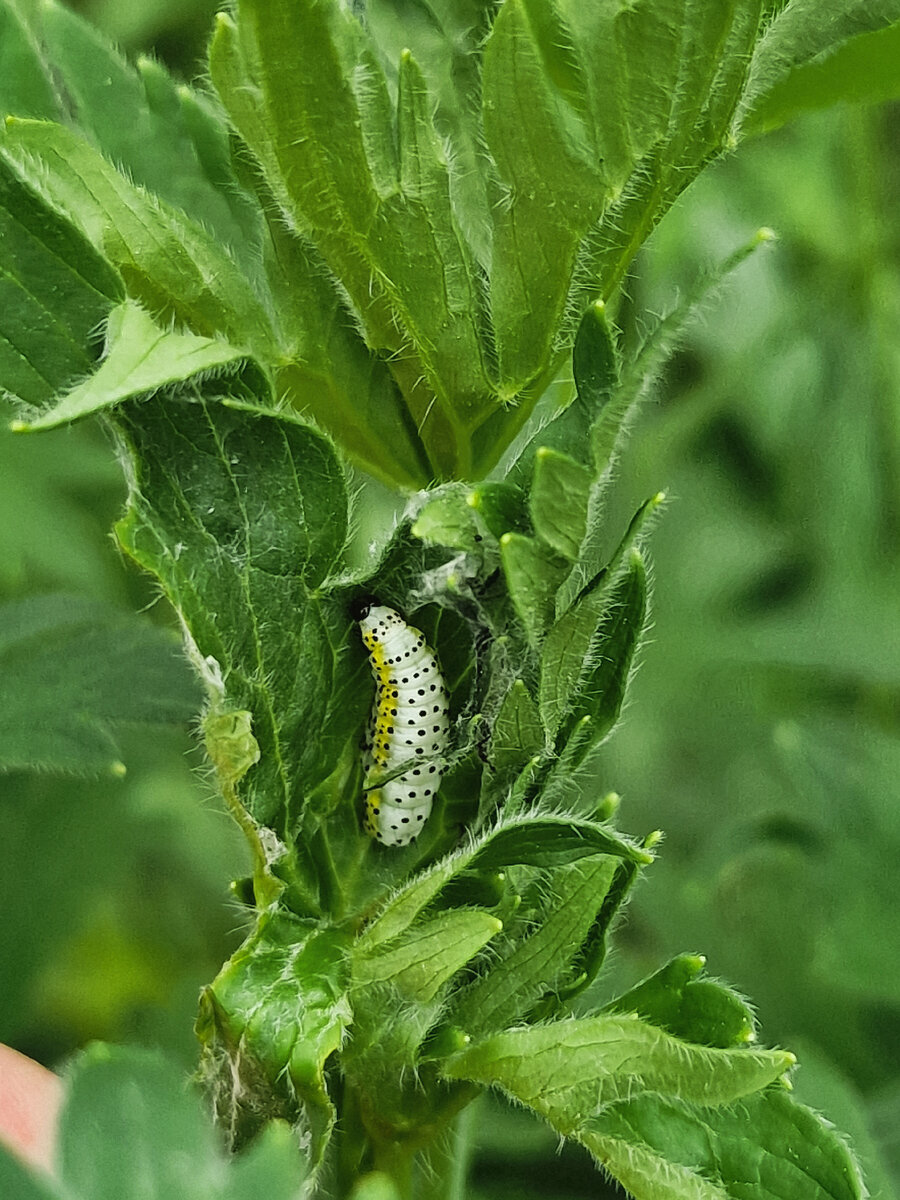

{"left": 355, "top": 601, "right": 448, "bottom": 846}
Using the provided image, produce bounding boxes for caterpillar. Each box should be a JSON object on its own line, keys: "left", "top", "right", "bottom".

{"left": 353, "top": 601, "right": 449, "bottom": 846}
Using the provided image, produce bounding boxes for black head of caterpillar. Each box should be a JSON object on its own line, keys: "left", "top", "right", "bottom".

{"left": 354, "top": 602, "right": 450, "bottom": 847}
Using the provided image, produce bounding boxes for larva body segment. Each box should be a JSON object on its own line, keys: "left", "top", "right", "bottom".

{"left": 357, "top": 604, "right": 449, "bottom": 846}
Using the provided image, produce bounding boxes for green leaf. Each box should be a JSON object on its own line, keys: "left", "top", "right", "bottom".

{"left": 223, "top": 1120, "right": 308, "bottom": 1200}
{"left": 264, "top": 214, "right": 429, "bottom": 489}
{"left": 14, "top": 301, "right": 261, "bottom": 432}
{"left": 469, "top": 816, "right": 652, "bottom": 872}
{"left": 541, "top": 551, "right": 647, "bottom": 751}
{"left": 579, "top": 1089, "right": 865, "bottom": 1200}
{"left": 742, "top": 22, "right": 900, "bottom": 135}
{"left": 198, "top": 911, "right": 351, "bottom": 1164}
{"left": 482, "top": 0, "right": 605, "bottom": 391}
{"left": 0, "top": 2, "right": 61, "bottom": 122}
{"left": 7, "top": 0, "right": 258, "bottom": 257}
{"left": 0, "top": 593, "right": 200, "bottom": 775}
{"left": 448, "top": 857, "right": 621, "bottom": 1038}
{"left": 59, "top": 1044, "right": 223, "bottom": 1200}
{"left": 529, "top": 447, "right": 593, "bottom": 561}
{"left": 110, "top": 391, "right": 364, "bottom": 838}
{"left": 736, "top": 1, "right": 900, "bottom": 133}
{"left": 412, "top": 487, "right": 484, "bottom": 553}
{"left": 487, "top": 679, "right": 545, "bottom": 780}
{"left": 444, "top": 1015, "right": 796, "bottom": 1129}
{"left": 605, "top": 955, "right": 757, "bottom": 1049}
{"left": 348, "top": 1174, "right": 403, "bottom": 1200}
{"left": 353, "top": 909, "right": 502, "bottom": 1003}
{"left": 499, "top": 533, "right": 569, "bottom": 647}
{"left": 0, "top": 153, "right": 122, "bottom": 406}
{"left": 358, "top": 812, "right": 649, "bottom": 954}
{"left": 0, "top": 1142, "right": 56, "bottom": 1200}
{"left": 467, "top": 481, "right": 530, "bottom": 541}
{"left": 1, "top": 120, "right": 277, "bottom": 362}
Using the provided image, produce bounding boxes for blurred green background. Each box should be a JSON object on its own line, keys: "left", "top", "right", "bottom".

{"left": 1, "top": 4, "right": 897, "bottom": 1197}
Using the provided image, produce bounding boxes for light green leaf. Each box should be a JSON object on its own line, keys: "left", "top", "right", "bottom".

{"left": 444, "top": 1015, "right": 795, "bottom": 1128}
{"left": 579, "top": 1090, "right": 865, "bottom": 1200}
{"left": 736, "top": 1, "right": 900, "bottom": 132}
{"left": 0, "top": 593, "right": 200, "bottom": 775}
{"left": 353, "top": 909, "right": 502, "bottom": 1003}
{"left": 1, "top": 119, "right": 277, "bottom": 362}
{"left": 412, "top": 487, "right": 483, "bottom": 552}
{"left": 59, "top": 1044, "right": 224, "bottom": 1200}
{"left": 349, "top": 1173, "right": 403, "bottom": 1200}
{"left": 263, "top": 213, "right": 429, "bottom": 489}
{"left": 743, "top": 21, "right": 900, "bottom": 135}
{"left": 198, "top": 912, "right": 351, "bottom": 1166}
{"left": 222, "top": 1120, "right": 307, "bottom": 1200}
{"left": 499, "top": 533, "right": 569, "bottom": 647}
{"left": 9, "top": 0, "right": 258, "bottom": 256}
{"left": 0, "top": 153, "right": 122, "bottom": 406}
{"left": 448, "top": 857, "right": 621, "bottom": 1038}
{"left": 529, "top": 447, "right": 593, "bottom": 561}
{"left": 605, "top": 955, "right": 757, "bottom": 1049}
{"left": 110, "top": 391, "right": 365, "bottom": 839}
{"left": 14, "top": 301, "right": 260, "bottom": 432}
{"left": 483, "top": 0, "right": 605, "bottom": 391}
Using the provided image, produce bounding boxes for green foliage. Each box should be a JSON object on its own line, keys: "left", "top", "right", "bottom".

{"left": 2, "top": 0, "right": 898, "bottom": 1197}
{"left": 0, "top": 592, "right": 200, "bottom": 774}
{"left": 0, "top": 1045, "right": 305, "bottom": 1200}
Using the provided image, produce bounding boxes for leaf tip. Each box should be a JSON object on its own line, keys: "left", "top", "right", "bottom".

{"left": 110, "top": 760, "right": 128, "bottom": 778}
{"left": 644, "top": 829, "right": 664, "bottom": 851}
{"left": 8, "top": 419, "right": 30, "bottom": 433}
{"left": 755, "top": 226, "right": 777, "bottom": 245}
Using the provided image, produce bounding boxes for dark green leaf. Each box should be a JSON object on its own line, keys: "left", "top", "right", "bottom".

{"left": 579, "top": 1089, "right": 865, "bottom": 1200}
{"left": 0, "top": 594, "right": 200, "bottom": 775}
{"left": 487, "top": 679, "right": 545, "bottom": 780}
{"left": 0, "top": 2, "right": 61, "bottom": 122}
{"left": 469, "top": 816, "right": 652, "bottom": 872}
{"left": 542, "top": 551, "right": 648, "bottom": 751}
{"left": 112, "top": 393, "right": 365, "bottom": 837}
{"left": 605, "top": 954, "right": 757, "bottom": 1049}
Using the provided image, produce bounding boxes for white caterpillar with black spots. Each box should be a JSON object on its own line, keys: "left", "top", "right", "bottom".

{"left": 355, "top": 602, "right": 449, "bottom": 846}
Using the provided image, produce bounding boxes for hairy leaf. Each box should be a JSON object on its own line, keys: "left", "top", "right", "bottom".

{"left": 0, "top": 153, "right": 122, "bottom": 407}
{"left": 353, "top": 909, "right": 502, "bottom": 1003}
{"left": 605, "top": 955, "right": 757, "bottom": 1049}
{"left": 579, "top": 1089, "right": 865, "bottom": 1200}
{"left": 198, "top": 912, "right": 351, "bottom": 1165}
{"left": 2, "top": 120, "right": 277, "bottom": 362}
{"left": 445, "top": 1015, "right": 795, "bottom": 1126}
